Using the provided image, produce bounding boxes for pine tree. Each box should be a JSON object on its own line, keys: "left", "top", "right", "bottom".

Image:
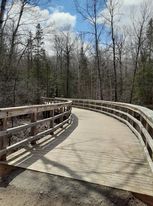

{"left": 33, "top": 23, "right": 44, "bottom": 103}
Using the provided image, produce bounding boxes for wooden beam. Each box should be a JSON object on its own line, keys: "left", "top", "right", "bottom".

{"left": 0, "top": 118, "right": 7, "bottom": 161}
{"left": 50, "top": 109, "right": 54, "bottom": 135}
{"left": 0, "top": 111, "right": 70, "bottom": 138}
{"left": 30, "top": 112, "right": 37, "bottom": 146}
{"left": 0, "top": 99, "right": 72, "bottom": 161}
{"left": 60, "top": 107, "right": 64, "bottom": 128}
{"left": 0, "top": 116, "right": 71, "bottom": 157}
{"left": 0, "top": 101, "right": 72, "bottom": 119}
{"left": 69, "top": 98, "right": 153, "bottom": 172}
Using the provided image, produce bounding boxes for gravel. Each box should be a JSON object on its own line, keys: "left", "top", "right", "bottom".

{"left": 0, "top": 166, "right": 147, "bottom": 206}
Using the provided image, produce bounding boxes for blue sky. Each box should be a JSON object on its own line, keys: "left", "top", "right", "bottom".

{"left": 32, "top": 0, "right": 151, "bottom": 54}
{"left": 6, "top": 0, "right": 153, "bottom": 56}
{"left": 37, "top": 0, "right": 109, "bottom": 44}
{"left": 38, "top": 0, "right": 90, "bottom": 32}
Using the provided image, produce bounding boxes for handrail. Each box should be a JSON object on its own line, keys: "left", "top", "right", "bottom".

{"left": 0, "top": 99, "right": 72, "bottom": 161}
{"left": 55, "top": 97, "right": 153, "bottom": 172}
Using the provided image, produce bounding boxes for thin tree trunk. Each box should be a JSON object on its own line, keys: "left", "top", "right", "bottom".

{"left": 130, "top": 59, "right": 138, "bottom": 103}
{"left": 0, "top": 0, "right": 7, "bottom": 31}
{"left": 94, "top": 1, "right": 103, "bottom": 100}
{"left": 0, "top": 0, "right": 7, "bottom": 53}
{"left": 111, "top": 17, "right": 118, "bottom": 101}
{"left": 66, "top": 51, "right": 70, "bottom": 97}
{"left": 130, "top": 45, "right": 140, "bottom": 103}
{"left": 119, "top": 50, "right": 123, "bottom": 98}
{"left": 8, "top": 2, "right": 25, "bottom": 67}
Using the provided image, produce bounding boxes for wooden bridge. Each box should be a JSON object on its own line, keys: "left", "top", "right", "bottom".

{"left": 0, "top": 98, "right": 153, "bottom": 197}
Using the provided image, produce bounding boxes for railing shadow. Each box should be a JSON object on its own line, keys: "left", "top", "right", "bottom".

{"left": 0, "top": 158, "right": 144, "bottom": 206}
{"left": 1, "top": 108, "right": 152, "bottom": 205}
{"left": 0, "top": 114, "right": 78, "bottom": 186}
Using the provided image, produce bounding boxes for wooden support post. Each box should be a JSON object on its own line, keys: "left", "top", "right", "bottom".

{"left": 60, "top": 107, "right": 64, "bottom": 128}
{"left": 30, "top": 112, "right": 37, "bottom": 146}
{"left": 50, "top": 110, "right": 54, "bottom": 135}
{"left": 150, "top": 129, "right": 153, "bottom": 161}
{"left": 68, "top": 105, "right": 72, "bottom": 124}
{"left": 145, "top": 122, "right": 150, "bottom": 147}
{"left": 129, "top": 111, "right": 134, "bottom": 126}
{"left": 126, "top": 109, "right": 129, "bottom": 122}
{"left": 0, "top": 118, "right": 7, "bottom": 161}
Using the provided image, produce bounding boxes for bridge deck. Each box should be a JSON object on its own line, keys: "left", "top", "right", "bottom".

{"left": 6, "top": 108, "right": 153, "bottom": 196}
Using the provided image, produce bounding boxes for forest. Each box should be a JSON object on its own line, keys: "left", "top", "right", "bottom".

{"left": 0, "top": 0, "right": 153, "bottom": 108}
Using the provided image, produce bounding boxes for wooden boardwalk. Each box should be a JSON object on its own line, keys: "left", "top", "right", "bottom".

{"left": 6, "top": 108, "right": 153, "bottom": 196}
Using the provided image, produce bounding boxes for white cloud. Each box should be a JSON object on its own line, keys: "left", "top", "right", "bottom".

{"left": 123, "top": 0, "right": 144, "bottom": 6}
{"left": 5, "top": 1, "right": 76, "bottom": 56}
{"left": 99, "top": 0, "right": 153, "bottom": 36}
{"left": 47, "top": 11, "right": 76, "bottom": 31}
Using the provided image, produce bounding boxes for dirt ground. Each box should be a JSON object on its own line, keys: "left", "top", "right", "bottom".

{"left": 0, "top": 165, "right": 148, "bottom": 206}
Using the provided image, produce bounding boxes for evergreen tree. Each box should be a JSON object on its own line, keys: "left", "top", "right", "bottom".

{"left": 135, "top": 19, "right": 153, "bottom": 105}
{"left": 33, "top": 23, "right": 44, "bottom": 103}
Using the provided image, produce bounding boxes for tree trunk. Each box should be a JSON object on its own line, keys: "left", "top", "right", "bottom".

{"left": 94, "top": 2, "right": 103, "bottom": 100}
{"left": 0, "top": 0, "right": 7, "bottom": 53}
{"left": 111, "top": 20, "right": 118, "bottom": 101}
{"left": 66, "top": 51, "right": 70, "bottom": 97}
{"left": 0, "top": 0, "right": 7, "bottom": 31}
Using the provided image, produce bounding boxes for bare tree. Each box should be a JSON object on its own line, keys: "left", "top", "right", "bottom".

{"left": 102, "top": 0, "right": 122, "bottom": 101}
{"left": 116, "top": 34, "right": 126, "bottom": 100}
{"left": 129, "top": 1, "right": 151, "bottom": 103}
{"left": 53, "top": 30, "right": 75, "bottom": 97}
{"left": 74, "top": 0, "right": 104, "bottom": 100}
{"left": 0, "top": 0, "right": 7, "bottom": 31}
{"left": 0, "top": 0, "right": 8, "bottom": 54}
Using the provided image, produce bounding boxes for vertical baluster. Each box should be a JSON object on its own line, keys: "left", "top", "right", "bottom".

{"left": 60, "top": 107, "right": 64, "bottom": 128}
{"left": 31, "top": 112, "right": 37, "bottom": 145}
{"left": 0, "top": 118, "right": 7, "bottom": 161}
{"left": 50, "top": 109, "right": 54, "bottom": 135}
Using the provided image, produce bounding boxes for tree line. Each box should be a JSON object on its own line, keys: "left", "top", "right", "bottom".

{"left": 0, "top": 0, "right": 153, "bottom": 108}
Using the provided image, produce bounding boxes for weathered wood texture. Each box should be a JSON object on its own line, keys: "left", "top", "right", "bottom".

{"left": 51, "top": 97, "right": 153, "bottom": 172}
{"left": 5, "top": 108, "right": 153, "bottom": 196}
{"left": 0, "top": 100, "right": 72, "bottom": 160}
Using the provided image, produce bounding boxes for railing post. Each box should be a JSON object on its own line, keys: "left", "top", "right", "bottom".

{"left": 50, "top": 109, "right": 54, "bottom": 135}
{"left": 30, "top": 112, "right": 37, "bottom": 146}
{"left": 68, "top": 104, "right": 72, "bottom": 124}
{"left": 0, "top": 118, "right": 7, "bottom": 161}
{"left": 60, "top": 107, "right": 64, "bottom": 128}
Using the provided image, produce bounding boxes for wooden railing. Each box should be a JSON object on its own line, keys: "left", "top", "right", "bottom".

{"left": 54, "top": 97, "right": 153, "bottom": 172}
{"left": 0, "top": 99, "right": 72, "bottom": 161}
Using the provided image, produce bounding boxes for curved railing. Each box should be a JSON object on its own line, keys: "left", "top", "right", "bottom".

{"left": 54, "top": 98, "right": 153, "bottom": 172}
{"left": 0, "top": 99, "right": 72, "bottom": 161}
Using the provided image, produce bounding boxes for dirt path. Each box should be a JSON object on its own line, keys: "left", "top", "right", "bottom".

{"left": 0, "top": 166, "right": 147, "bottom": 206}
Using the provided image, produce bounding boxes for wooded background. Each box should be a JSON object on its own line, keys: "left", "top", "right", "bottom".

{"left": 0, "top": 0, "right": 153, "bottom": 107}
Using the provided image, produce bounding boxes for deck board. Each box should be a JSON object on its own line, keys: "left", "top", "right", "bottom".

{"left": 6, "top": 108, "right": 153, "bottom": 196}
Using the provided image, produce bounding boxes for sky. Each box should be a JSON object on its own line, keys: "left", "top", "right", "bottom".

{"left": 6, "top": 0, "right": 153, "bottom": 55}
{"left": 38, "top": 0, "right": 87, "bottom": 32}
{"left": 37, "top": 0, "right": 152, "bottom": 53}
{"left": 36, "top": 0, "right": 149, "bottom": 31}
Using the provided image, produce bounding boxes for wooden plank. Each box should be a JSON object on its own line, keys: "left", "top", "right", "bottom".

{"left": 0, "top": 118, "right": 7, "bottom": 161}
{"left": 70, "top": 98, "right": 153, "bottom": 128}
{"left": 6, "top": 108, "right": 153, "bottom": 196}
{"left": 72, "top": 101, "right": 153, "bottom": 170}
{"left": 0, "top": 116, "right": 71, "bottom": 157}
{"left": 0, "top": 100, "right": 72, "bottom": 161}
{"left": 0, "top": 101, "right": 72, "bottom": 118}
{"left": 30, "top": 112, "right": 37, "bottom": 146}
{"left": 0, "top": 111, "right": 70, "bottom": 138}
{"left": 82, "top": 103, "right": 153, "bottom": 151}
{"left": 60, "top": 107, "right": 64, "bottom": 128}
{"left": 50, "top": 109, "right": 54, "bottom": 135}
